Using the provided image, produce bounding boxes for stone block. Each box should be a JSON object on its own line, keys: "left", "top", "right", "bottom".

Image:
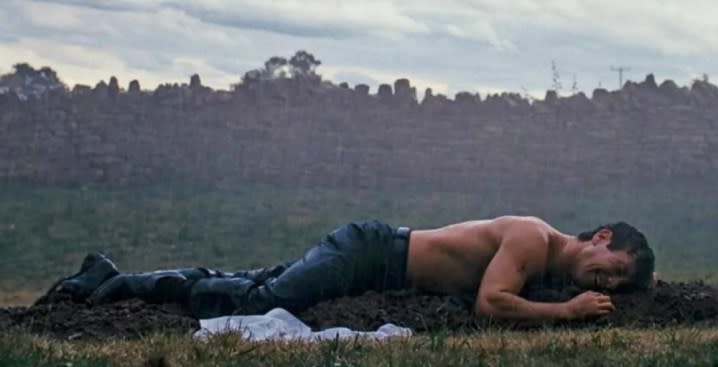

{"left": 377, "top": 84, "right": 393, "bottom": 98}
{"left": 128, "top": 80, "right": 141, "bottom": 93}
{"left": 354, "top": 84, "right": 369, "bottom": 95}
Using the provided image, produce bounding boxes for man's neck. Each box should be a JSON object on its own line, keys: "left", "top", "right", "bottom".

{"left": 548, "top": 233, "right": 585, "bottom": 276}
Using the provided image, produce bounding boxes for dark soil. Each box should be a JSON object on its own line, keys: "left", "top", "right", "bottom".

{"left": 1, "top": 281, "right": 717, "bottom": 340}
{"left": 0, "top": 292, "right": 198, "bottom": 341}
{"left": 300, "top": 280, "right": 718, "bottom": 331}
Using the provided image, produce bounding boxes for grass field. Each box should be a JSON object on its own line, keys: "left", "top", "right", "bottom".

{"left": 1, "top": 184, "right": 717, "bottom": 366}
{"left": 2, "top": 328, "right": 718, "bottom": 366}
{"left": 1, "top": 183, "right": 716, "bottom": 294}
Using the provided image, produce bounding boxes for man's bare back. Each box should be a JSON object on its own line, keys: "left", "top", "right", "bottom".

{"left": 407, "top": 216, "right": 555, "bottom": 294}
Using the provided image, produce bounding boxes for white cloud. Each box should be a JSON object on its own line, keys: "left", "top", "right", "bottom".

{"left": 23, "top": 1, "right": 84, "bottom": 30}
{"left": 402, "top": 0, "right": 718, "bottom": 56}
{"left": 1, "top": 0, "right": 716, "bottom": 94}
{"left": 0, "top": 38, "right": 237, "bottom": 89}
{"left": 473, "top": 0, "right": 718, "bottom": 56}
{"left": 34, "top": 0, "right": 431, "bottom": 39}
{"left": 6, "top": 1, "right": 251, "bottom": 76}
{"left": 400, "top": 1, "right": 517, "bottom": 51}
{"left": 167, "top": 1, "right": 431, "bottom": 41}
{"left": 32, "top": 0, "right": 158, "bottom": 12}
{"left": 442, "top": 23, "right": 515, "bottom": 51}
{"left": 0, "top": 39, "right": 129, "bottom": 85}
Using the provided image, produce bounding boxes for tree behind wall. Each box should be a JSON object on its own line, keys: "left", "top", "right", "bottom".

{"left": 237, "top": 50, "right": 322, "bottom": 87}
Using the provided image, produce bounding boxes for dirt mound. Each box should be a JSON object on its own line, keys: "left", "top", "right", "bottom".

{"left": 0, "top": 292, "right": 198, "bottom": 340}
{"left": 299, "top": 281, "right": 718, "bottom": 331}
{"left": 1, "top": 281, "right": 717, "bottom": 340}
{"left": 593, "top": 280, "right": 718, "bottom": 327}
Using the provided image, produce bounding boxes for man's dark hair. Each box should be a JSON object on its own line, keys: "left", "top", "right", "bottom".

{"left": 577, "top": 222, "right": 655, "bottom": 290}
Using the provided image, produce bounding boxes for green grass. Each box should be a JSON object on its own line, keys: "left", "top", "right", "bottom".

{"left": 1, "top": 183, "right": 717, "bottom": 295}
{"left": 3, "top": 328, "right": 718, "bottom": 366}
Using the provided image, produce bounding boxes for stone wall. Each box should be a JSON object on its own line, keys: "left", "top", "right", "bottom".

{"left": 1, "top": 74, "right": 717, "bottom": 197}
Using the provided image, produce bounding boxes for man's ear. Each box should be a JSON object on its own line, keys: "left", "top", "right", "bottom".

{"left": 650, "top": 272, "right": 658, "bottom": 288}
{"left": 592, "top": 228, "right": 613, "bottom": 246}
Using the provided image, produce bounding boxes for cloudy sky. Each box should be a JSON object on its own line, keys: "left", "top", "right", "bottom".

{"left": 1, "top": 0, "right": 716, "bottom": 98}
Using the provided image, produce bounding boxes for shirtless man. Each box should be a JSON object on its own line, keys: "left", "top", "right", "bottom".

{"left": 53, "top": 216, "right": 655, "bottom": 320}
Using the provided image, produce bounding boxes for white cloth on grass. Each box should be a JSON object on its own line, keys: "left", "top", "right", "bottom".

{"left": 194, "top": 307, "right": 412, "bottom": 342}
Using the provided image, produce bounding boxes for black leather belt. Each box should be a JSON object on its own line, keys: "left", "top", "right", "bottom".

{"left": 394, "top": 226, "right": 411, "bottom": 240}
{"left": 386, "top": 226, "right": 412, "bottom": 289}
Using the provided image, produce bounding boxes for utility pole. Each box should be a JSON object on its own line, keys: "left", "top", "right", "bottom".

{"left": 551, "top": 60, "right": 562, "bottom": 94}
{"left": 610, "top": 66, "right": 631, "bottom": 88}
{"left": 571, "top": 73, "right": 578, "bottom": 95}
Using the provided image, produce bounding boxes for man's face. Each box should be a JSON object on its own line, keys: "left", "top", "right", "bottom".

{"left": 573, "top": 229, "right": 635, "bottom": 290}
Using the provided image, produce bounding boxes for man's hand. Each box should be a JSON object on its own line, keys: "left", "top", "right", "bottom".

{"left": 565, "top": 291, "right": 615, "bottom": 319}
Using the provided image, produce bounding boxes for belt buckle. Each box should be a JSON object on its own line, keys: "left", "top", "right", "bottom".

{"left": 394, "top": 226, "right": 411, "bottom": 240}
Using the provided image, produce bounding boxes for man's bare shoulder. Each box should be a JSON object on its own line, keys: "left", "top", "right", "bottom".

{"left": 490, "top": 216, "right": 553, "bottom": 274}
{"left": 491, "top": 216, "right": 554, "bottom": 237}
{"left": 427, "top": 216, "right": 556, "bottom": 248}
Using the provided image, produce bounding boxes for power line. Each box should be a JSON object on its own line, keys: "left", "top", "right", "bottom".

{"left": 610, "top": 66, "right": 631, "bottom": 89}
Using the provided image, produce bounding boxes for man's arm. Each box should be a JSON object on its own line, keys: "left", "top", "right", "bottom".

{"left": 475, "top": 222, "right": 613, "bottom": 320}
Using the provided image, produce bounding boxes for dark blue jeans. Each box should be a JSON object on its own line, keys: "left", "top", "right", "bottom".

{"left": 188, "top": 220, "right": 411, "bottom": 318}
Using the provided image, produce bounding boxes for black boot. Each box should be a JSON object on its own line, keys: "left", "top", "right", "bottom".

{"left": 51, "top": 252, "right": 120, "bottom": 302}
{"left": 87, "top": 268, "right": 213, "bottom": 305}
